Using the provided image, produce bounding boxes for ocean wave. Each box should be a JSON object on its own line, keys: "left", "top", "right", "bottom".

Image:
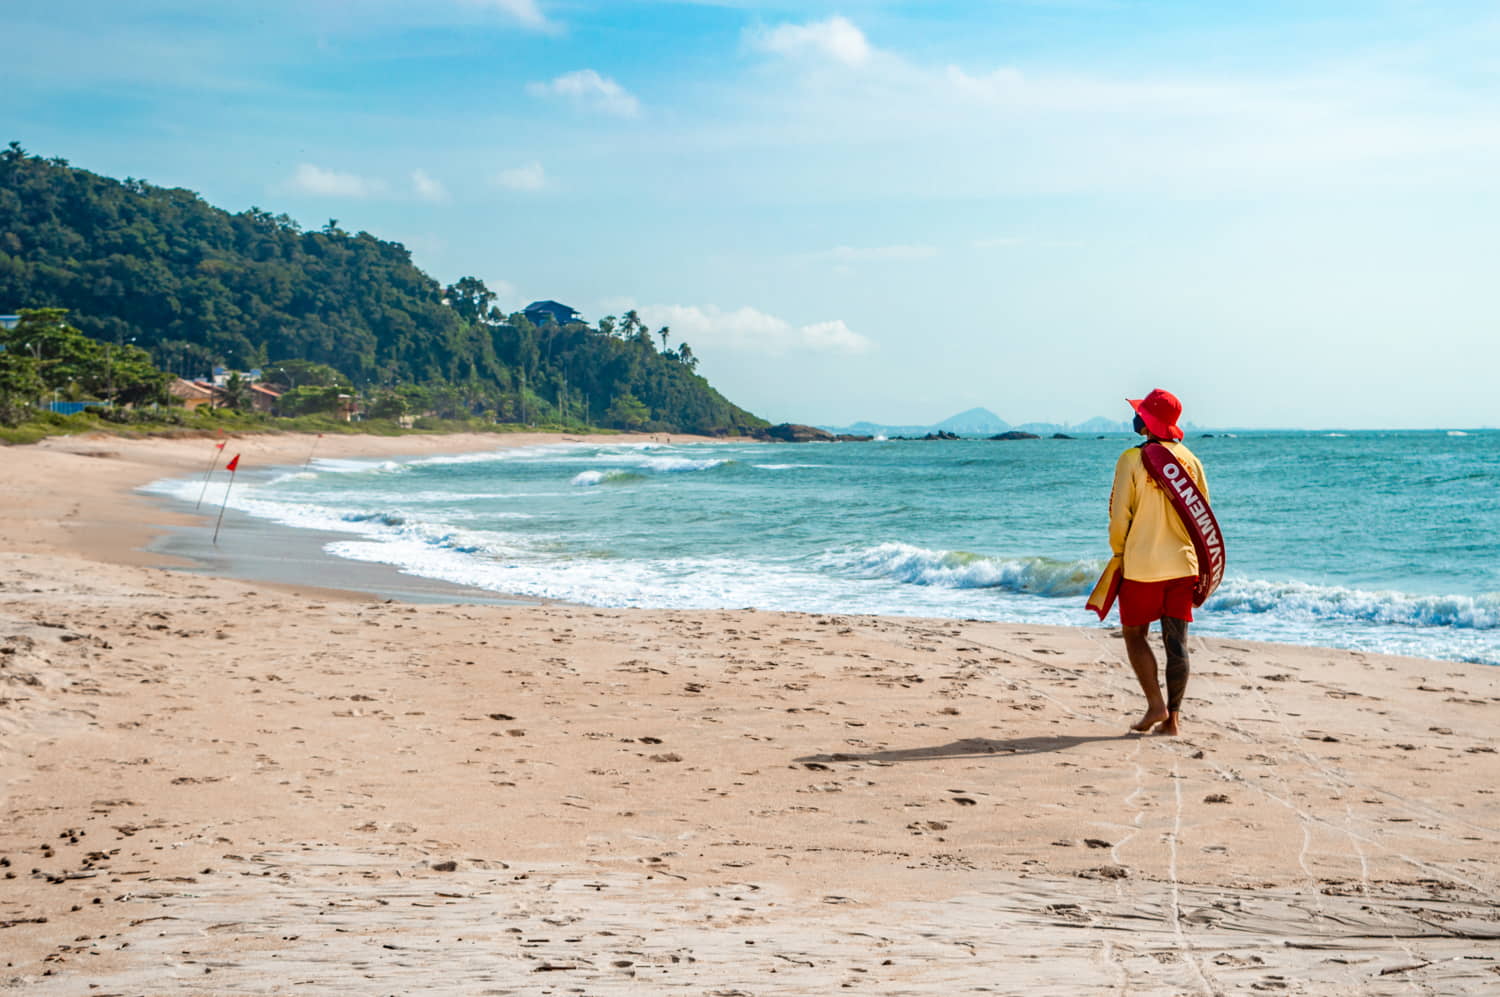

{"left": 343, "top": 511, "right": 406, "bottom": 527}
{"left": 639, "top": 456, "right": 730, "bottom": 473}
{"left": 407, "top": 444, "right": 586, "bottom": 467}
{"left": 142, "top": 470, "right": 543, "bottom": 559}
{"left": 307, "top": 458, "right": 407, "bottom": 474}
{"left": 754, "top": 463, "right": 827, "bottom": 471}
{"left": 1209, "top": 579, "right": 1500, "bottom": 630}
{"left": 843, "top": 542, "right": 1099, "bottom": 596}
{"left": 265, "top": 470, "right": 319, "bottom": 485}
{"left": 571, "top": 470, "right": 645, "bottom": 487}
{"left": 570, "top": 458, "right": 727, "bottom": 484}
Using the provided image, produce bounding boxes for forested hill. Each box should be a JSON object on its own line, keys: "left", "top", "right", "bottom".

{"left": 0, "top": 143, "right": 765, "bottom": 433}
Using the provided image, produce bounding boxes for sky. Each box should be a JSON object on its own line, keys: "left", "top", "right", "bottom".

{"left": 4, "top": 0, "right": 1498, "bottom": 429}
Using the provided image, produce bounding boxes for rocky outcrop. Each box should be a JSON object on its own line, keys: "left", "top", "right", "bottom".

{"left": 989, "top": 431, "right": 1041, "bottom": 440}
{"left": 762, "top": 423, "right": 836, "bottom": 443}
{"left": 1051, "top": 433, "right": 1075, "bottom": 440}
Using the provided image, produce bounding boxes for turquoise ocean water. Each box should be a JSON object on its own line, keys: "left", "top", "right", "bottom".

{"left": 146, "top": 431, "right": 1500, "bottom": 665}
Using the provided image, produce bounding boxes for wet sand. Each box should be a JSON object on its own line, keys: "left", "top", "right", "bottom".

{"left": 2, "top": 432, "right": 1498, "bottom": 994}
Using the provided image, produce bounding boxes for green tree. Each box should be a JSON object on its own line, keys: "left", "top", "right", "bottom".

{"left": 604, "top": 391, "right": 651, "bottom": 430}
{"left": 1, "top": 308, "right": 169, "bottom": 406}
{"left": 219, "top": 372, "right": 251, "bottom": 410}
{"left": 445, "top": 276, "right": 498, "bottom": 324}
{"left": 0, "top": 352, "right": 44, "bottom": 424}
{"left": 276, "top": 384, "right": 348, "bottom": 416}
{"left": 263, "top": 359, "right": 348, "bottom": 392}
{"left": 367, "top": 391, "right": 409, "bottom": 421}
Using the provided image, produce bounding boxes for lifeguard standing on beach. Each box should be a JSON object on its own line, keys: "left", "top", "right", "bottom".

{"left": 1087, "top": 389, "right": 1225, "bottom": 737}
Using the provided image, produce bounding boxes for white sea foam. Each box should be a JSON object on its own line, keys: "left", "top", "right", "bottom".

{"left": 754, "top": 464, "right": 826, "bottom": 470}
{"left": 638, "top": 456, "right": 728, "bottom": 473}
{"left": 264, "top": 470, "right": 320, "bottom": 485}
{"left": 306, "top": 457, "right": 408, "bottom": 474}
{"left": 1448, "top": 430, "right": 1469, "bottom": 437}
{"left": 837, "top": 542, "right": 1500, "bottom": 634}
{"left": 407, "top": 444, "right": 586, "bottom": 467}
{"left": 143, "top": 473, "right": 542, "bottom": 560}
{"left": 1209, "top": 579, "right": 1499, "bottom": 630}
{"left": 571, "top": 469, "right": 641, "bottom": 487}
{"left": 842, "top": 542, "right": 1099, "bottom": 596}
{"left": 319, "top": 539, "right": 824, "bottom": 611}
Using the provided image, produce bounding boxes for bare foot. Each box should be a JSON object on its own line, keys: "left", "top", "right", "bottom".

{"left": 1152, "top": 713, "right": 1181, "bottom": 737}
{"left": 1130, "top": 708, "right": 1168, "bottom": 733}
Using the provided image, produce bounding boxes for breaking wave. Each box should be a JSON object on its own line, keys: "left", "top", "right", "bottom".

{"left": 1209, "top": 579, "right": 1500, "bottom": 630}
{"left": 571, "top": 470, "right": 645, "bottom": 487}
{"left": 844, "top": 543, "right": 1100, "bottom": 596}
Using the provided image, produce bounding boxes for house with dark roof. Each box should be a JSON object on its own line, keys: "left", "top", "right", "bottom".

{"left": 522, "top": 300, "right": 581, "bottom": 326}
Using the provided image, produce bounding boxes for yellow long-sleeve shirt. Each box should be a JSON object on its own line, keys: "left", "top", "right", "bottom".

{"left": 1109, "top": 440, "right": 1209, "bottom": 582}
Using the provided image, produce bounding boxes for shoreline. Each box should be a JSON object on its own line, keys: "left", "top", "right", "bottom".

{"left": 3, "top": 432, "right": 1498, "bottom": 993}
{"left": 34, "top": 429, "right": 730, "bottom": 604}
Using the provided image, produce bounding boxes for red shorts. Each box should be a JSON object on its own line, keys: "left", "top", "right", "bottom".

{"left": 1118, "top": 576, "right": 1196, "bottom": 627}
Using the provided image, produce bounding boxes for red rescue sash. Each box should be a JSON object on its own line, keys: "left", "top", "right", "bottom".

{"left": 1086, "top": 442, "right": 1226, "bottom": 620}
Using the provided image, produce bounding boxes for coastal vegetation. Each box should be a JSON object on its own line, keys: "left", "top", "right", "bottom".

{"left": 0, "top": 142, "right": 766, "bottom": 437}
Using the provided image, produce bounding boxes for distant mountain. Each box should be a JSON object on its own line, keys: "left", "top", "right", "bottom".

{"left": 1073, "top": 416, "right": 1133, "bottom": 434}
{"left": 934, "top": 407, "right": 1011, "bottom": 434}
{"left": 822, "top": 408, "right": 1136, "bottom": 438}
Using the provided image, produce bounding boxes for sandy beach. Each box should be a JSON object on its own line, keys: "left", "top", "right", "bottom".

{"left": 2, "top": 431, "right": 1498, "bottom": 995}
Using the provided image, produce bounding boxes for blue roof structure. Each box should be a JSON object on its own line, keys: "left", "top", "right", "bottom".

{"left": 522, "top": 300, "right": 581, "bottom": 325}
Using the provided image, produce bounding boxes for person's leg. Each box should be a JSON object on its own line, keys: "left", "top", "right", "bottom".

{"left": 1122, "top": 623, "right": 1168, "bottom": 731}
{"left": 1158, "top": 616, "right": 1189, "bottom": 736}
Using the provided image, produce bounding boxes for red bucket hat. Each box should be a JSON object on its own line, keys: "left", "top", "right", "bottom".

{"left": 1128, "top": 389, "right": 1184, "bottom": 441}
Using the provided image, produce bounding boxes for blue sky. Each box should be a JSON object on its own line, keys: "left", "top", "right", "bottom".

{"left": 5, "top": 0, "right": 1498, "bottom": 428}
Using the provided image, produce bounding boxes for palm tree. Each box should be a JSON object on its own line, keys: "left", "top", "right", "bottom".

{"left": 657, "top": 325, "right": 670, "bottom": 352}
{"left": 220, "top": 372, "right": 251, "bottom": 410}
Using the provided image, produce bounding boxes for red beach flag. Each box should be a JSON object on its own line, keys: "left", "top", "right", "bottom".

{"left": 215, "top": 441, "right": 225, "bottom": 450}
{"left": 213, "top": 455, "right": 242, "bottom": 544}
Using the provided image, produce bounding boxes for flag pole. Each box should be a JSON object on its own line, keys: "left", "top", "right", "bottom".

{"left": 212, "top": 454, "right": 240, "bottom": 545}
{"left": 195, "top": 440, "right": 227, "bottom": 510}
{"left": 304, "top": 432, "right": 323, "bottom": 469}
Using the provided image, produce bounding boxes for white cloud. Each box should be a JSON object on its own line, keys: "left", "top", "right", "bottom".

{"left": 818, "top": 244, "right": 937, "bottom": 263}
{"left": 411, "top": 169, "right": 449, "bottom": 203}
{"left": 492, "top": 161, "right": 548, "bottom": 191}
{"left": 526, "top": 69, "right": 640, "bottom": 117}
{"left": 462, "top": 0, "right": 552, "bottom": 32}
{"left": 798, "top": 319, "right": 871, "bottom": 353}
{"left": 636, "top": 304, "right": 873, "bottom": 355}
{"left": 750, "top": 16, "right": 873, "bottom": 67}
{"left": 285, "top": 163, "right": 385, "bottom": 198}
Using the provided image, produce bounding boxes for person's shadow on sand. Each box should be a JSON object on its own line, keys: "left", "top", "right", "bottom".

{"left": 795, "top": 734, "right": 1134, "bottom": 765}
